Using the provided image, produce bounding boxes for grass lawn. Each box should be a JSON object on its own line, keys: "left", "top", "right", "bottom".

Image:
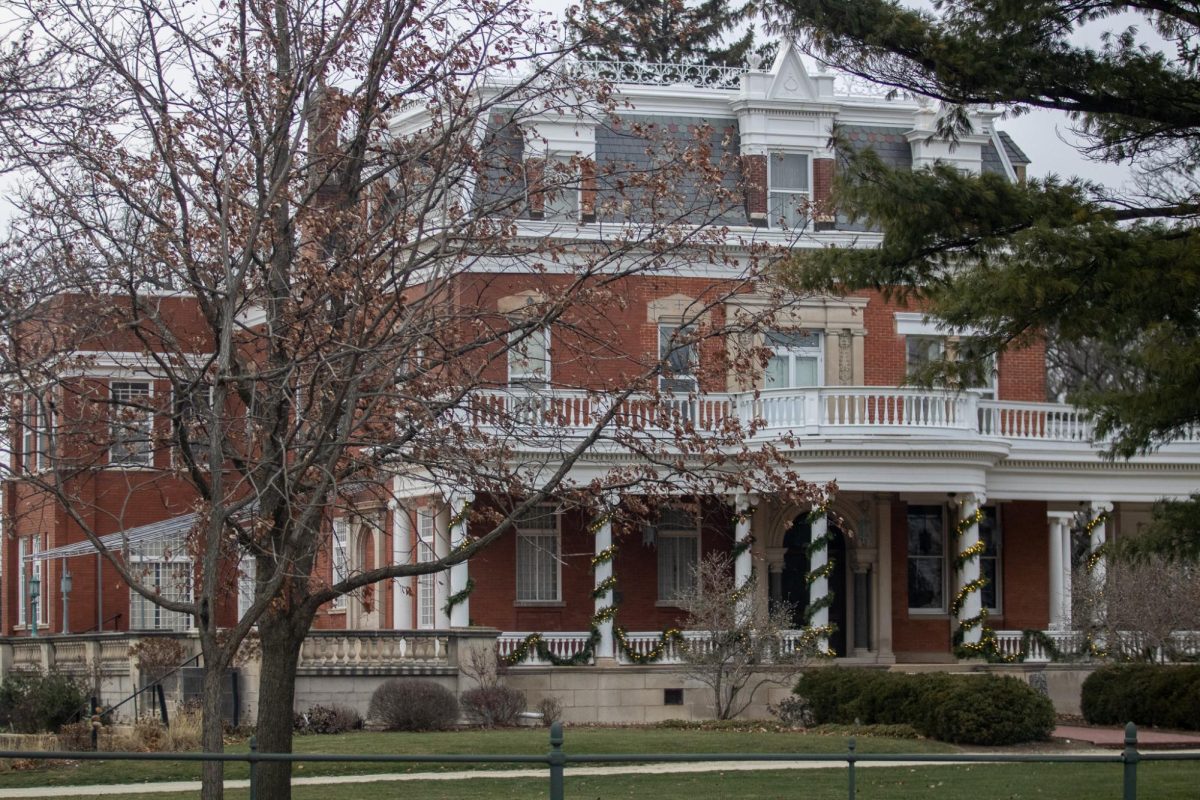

{"left": 44, "top": 762, "right": 1200, "bottom": 800}
{"left": 0, "top": 727, "right": 952, "bottom": 789}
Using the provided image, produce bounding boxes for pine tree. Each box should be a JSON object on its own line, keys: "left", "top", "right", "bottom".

{"left": 568, "top": 0, "right": 770, "bottom": 66}
{"left": 769, "top": 0, "right": 1200, "bottom": 559}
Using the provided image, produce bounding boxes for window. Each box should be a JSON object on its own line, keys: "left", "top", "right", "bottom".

{"left": 129, "top": 536, "right": 192, "bottom": 631}
{"left": 957, "top": 339, "right": 998, "bottom": 399}
{"left": 22, "top": 392, "right": 50, "bottom": 472}
{"left": 173, "top": 382, "right": 213, "bottom": 468}
{"left": 110, "top": 381, "right": 153, "bottom": 467}
{"left": 906, "top": 336, "right": 945, "bottom": 378}
{"left": 765, "top": 330, "right": 823, "bottom": 388}
{"left": 656, "top": 507, "right": 700, "bottom": 603}
{"left": 540, "top": 155, "right": 579, "bottom": 222}
{"left": 237, "top": 554, "right": 256, "bottom": 621}
{"left": 417, "top": 510, "right": 436, "bottom": 628}
{"left": 508, "top": 327, "right": 549, "bottom": 387}
{"left": 658, "top": 324, "right": 698, "bottom": 393}
{"left": 515, "top": 505, "right": 560, "bottom": 602}
{"left": 979, "top": 506, "right": 1001, "bottom": 612}
{"left": 768, "top": 152, "right": 810, "bottom": 229}
{"left": 330, "top": 519, "right": 350, "bottom": 610}
{"left": 17, "top": 537, "right": 46, "bottom": 627}
{"left": 907, "top": 505, "right": 945, "bottom": 611}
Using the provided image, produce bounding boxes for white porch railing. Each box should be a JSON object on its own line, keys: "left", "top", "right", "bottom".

{"left": 500, "top": 629, "right": 818, "bottom": 667}
{"left": 993, "top": 629, "right": 1200, "bottom": 663}
{"left": 496, "top": 632, "right": 596, "bottom": 666}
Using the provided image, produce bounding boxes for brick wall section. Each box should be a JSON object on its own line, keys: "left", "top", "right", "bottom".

{"left": 742, "top": 154, "right": 766, "bottom": 226}
{"left": 993, "top": 501, "right": 1049, "bottom": 630}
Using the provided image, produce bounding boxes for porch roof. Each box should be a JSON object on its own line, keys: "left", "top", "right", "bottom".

{"left": 24, "top": 513, "right": 197, "bottom": 564}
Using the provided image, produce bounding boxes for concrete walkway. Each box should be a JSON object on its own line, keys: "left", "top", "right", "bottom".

{"left": 1053, "top": 725, "right": 1200, "bottom": 748}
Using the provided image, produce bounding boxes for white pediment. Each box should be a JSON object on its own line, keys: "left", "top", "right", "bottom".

{"left": 766, "top": 41, "right": 818, "bottom": 101}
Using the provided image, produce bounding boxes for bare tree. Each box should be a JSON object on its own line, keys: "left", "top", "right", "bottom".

{"left": 675, "top": 552, "right": 816, "bottom": 720}
{"left": 0, "top": 1, "right": 823, "bottom": 798}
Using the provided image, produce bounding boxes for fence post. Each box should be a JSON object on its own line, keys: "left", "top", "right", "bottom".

{"left": 1123, "top": 722, "right": 1139, "bottom": 800}
{"left": 248, "top": 736, "right": 259, "bottom": 800}
{"left": 548, "top": 721, "right": 565, "bottom": 800}
{"left": 156, "top": 683, "right": 169, "bottom": 728}
{"left": 847, "top": 737, "right": 857, "bottom": 800}
{"left": 89, "top": 696, "right": 99, "bottom": 751}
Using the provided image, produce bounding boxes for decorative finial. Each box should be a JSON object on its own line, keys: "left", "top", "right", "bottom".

{"left": 747, "top": 53, "right": 763, "bottom": 70}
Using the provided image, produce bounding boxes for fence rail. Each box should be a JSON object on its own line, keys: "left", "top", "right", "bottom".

{"left": 0, "top": 722, "right": 1188, "bottom": 800}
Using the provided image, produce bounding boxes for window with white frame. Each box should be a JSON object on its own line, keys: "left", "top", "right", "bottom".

{"left": 515, "top": 505, "right": 560, "bottom": 602}
{"left": 906, "top": 336, "right": 945, "bottom": 378}
{"left": 979, "top": 506, "right": 1001, "bottom": 612}
{"left": 22, "top": 392, "right": 50, "bottom": 473}
{"left": 957, "top": 339, "right": 999, "bottom": 399}
{"left": 508, "top": 326, "right": 549, "bottom": 388}
{"left": 110, "top": 380, "right": 153, "bottom": 467}
{"left": 17, "top": 536, "right": 47, "bottom": 627}
{"left": 765, "top": 330, "right": 823, "bottom": 388}
{"left": 416, "top": 510, "right": 436, "bottom": 628}
{"left": 540, "top": 155, "right": 579, "bottom": 222}
{"left": 330, "top": 519, "right": 350, "bottom": 611}
{"left": 768, "top": 152, "right": 810, "bottom": 229}
{"left": 907, "top": 505, "right": 945, "bottom": 611}
{"left": 656, "top": 507, "right": 700, "bottom": 603}
{"left": 129, "top": 536, "right": 193, "bottom": 631}
{"left": 658, "top": 324, "right": 698, "bottom": 393}
{"left": 173, "top": 382, "right": 213, "bottom": 468}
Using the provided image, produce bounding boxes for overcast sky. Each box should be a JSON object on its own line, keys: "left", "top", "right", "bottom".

{"left": 531, "top": 0, "right": 1158, "bottom": 194}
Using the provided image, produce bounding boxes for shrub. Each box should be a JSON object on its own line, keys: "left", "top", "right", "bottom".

{"left": 1082, "top": 665, "right": 1200, "bottom": 730}
{"left": 368, "top": 679, "right": 459, "bottom": 731}
{"left": 460, "top": 685, "right": 526, "bottom": 727}
{"left": 294, "top": 704, "right": 363, "bottom": 735}
{"left": 535, "top": 696, "right": 563, "bottom": 726}
{"left": 0, "top": 669, "right": 88, "bottom": 733}
{"left": 768, "top": 696, "right": 811, "bottom": 727}
{"left": 794, "top": 668, "right": 1053, "bottom": 745}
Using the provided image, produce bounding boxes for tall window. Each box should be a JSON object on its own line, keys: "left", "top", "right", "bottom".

{"left": 17, "top": 537, "right": 47, "bottom": 627}
{"left": 237, "top": 554, "right": 257, "bottom": 621}
{"left": 979, "top": 507, "right": 1002, "bottom": 612}
{"left": 22, "top": 392, "right": 49, "bottom": 472}
{"left": 541, "top": 155, "right": 579, "bottom": 222}
{"left": 508, "top": 327, "right": 549, "bottom": 387}
{"left": 656, "top": 507, "right": 700, "bottom": 603}
{"left": 330, "top": 519, "right": 350, "bottom": 610}
{"left": 515, "top": 505, "right": 560, "bottom": 602}
{"left": 416, "top": 510, "right": 436, "bottom": 628}
{"left": 110, "top": 380, "right": 153, "bottom": 467}
{"left": 769, "top": 152, "right": 810, "bottom": 229}
{"left": 765, "top": 330, "right": 823, "bottom": 388}
{"left": 173, "top": 382, "right": 213, "bottom": 468}
{"left": 907, "top": 505, "right": 945, "bottom": 611}
{"left": 129, "top": 536, "right": 192, "bottom": 631}
{"left": 658, "top": 324, "right": 698, "bottom": 393}
{"left": 906, "top": 336, "right": 945, "bottom": 378}
{"left": 958, "top": 339, "right": 998, "bottom": 399}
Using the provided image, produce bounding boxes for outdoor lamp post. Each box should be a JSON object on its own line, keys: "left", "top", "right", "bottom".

{"left": 61, "top": 568, "right": 73, "bottom": 634}
{"left": 28, "top": 571, "right": 40, "bottom": 638}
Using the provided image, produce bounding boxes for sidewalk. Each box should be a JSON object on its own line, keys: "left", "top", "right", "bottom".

{"left": 1053, "top": 725, "right": 1200, "bottom": 749}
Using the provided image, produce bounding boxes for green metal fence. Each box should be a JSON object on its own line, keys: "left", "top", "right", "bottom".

{"left": 0, "top": 722, "right": 1194, "bottom": 800}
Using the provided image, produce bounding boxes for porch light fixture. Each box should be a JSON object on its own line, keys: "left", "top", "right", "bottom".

{"left": 28, "top": 571, "right": 41, "bottom": 638}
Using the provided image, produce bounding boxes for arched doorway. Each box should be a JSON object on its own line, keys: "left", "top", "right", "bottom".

{"left": 772, "top": 514, "right": 848, "bottom": 656}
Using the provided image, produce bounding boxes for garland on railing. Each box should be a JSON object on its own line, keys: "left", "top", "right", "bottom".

{"left": 443, "top": 578, "right": 474, "bottom": 616}
{"left": 501, "top": 630, "right": 600, "bottom": 667}
{"left": 615, "top": 625, "right": 684, "bottom": 664}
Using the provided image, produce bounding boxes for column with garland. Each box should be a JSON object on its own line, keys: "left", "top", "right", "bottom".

{"left": 953, "top": 493, "right": 986, "bottom": 647}
{"left": 591, "top": 495, "right": 619, "bottom": 659}
{"left": 807, "top": 503, "right": 834, "bottom": 654}
{"left": 731, "top": 493, "right": 757, "bottom": 624}
{"left": 1085, "top": 501, "right": 1112, "bottom": 653}
{"left": 447, "top": 490, "right": 474, "bottom": 628}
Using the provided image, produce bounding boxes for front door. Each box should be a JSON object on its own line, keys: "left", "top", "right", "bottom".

{"left": 774, "top": 514, "right": 848, "bottom": 656}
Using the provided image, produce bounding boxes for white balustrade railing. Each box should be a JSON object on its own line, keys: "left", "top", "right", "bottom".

{"left": 497, "top": 632, "right": 595, "bottom": 666}
{"left": 297, "top": 632, "right": 449, "bottom": 672}
{"left": 462, "top": 387, "right": 1200, "bottom": 450}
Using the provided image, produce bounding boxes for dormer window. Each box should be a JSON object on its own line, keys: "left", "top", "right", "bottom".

{"left": 769, "top": 152, "right": 810, "bottom": 229}
{"left": 541, "top": 156, "right": 579, "bottom": 222}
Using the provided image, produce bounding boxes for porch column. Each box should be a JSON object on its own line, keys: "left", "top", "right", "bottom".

{"left": 448, "top": 491, "right": 475, "bottom": 628}
{"left": 391, "top": 501, "right": 413, "bottom": 629}
{"left": 434, "top": 505, "right": 451, "bottom": 628}
{"left": 592, "top": 494, "right": 619, "bottom": 660}
{"left": 1047, "top": 512, "right": 1073, "bottom": 630}
{"left": 1087, "top": 501, "right": 1113, "bottom": 629}
{"left": 809, "top": 510, "right": 831, "bottom": 652}
{"left": 956, "top": 492, "right": 986, "bottom": 645}
{"left": 732, "top": 493, "right": 757, "bottom": 624}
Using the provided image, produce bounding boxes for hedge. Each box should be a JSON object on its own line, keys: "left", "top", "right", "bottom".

{"left": 1081, "top": 665, "right": 1200, "bottom": 730}
{"left": 793, "top": 668, "right": 1054, "bottom": 745}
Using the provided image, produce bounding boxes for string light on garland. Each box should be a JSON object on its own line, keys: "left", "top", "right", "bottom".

{"left": 591, "top": 545, "right": 617, "bottom": 566}
{"left": 615, "top": 626, "right": 684, "bottom": 664}
{"left": 591, "top": 574, "right": 618, "bottom": 600}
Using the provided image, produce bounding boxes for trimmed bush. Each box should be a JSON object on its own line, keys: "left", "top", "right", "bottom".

{"left": 294, "top": 704, "right": 363, "bottom": 735}
{"left": 1082, "top": 665, "right": 1200, "bottom": 730}
{"left": 793, "top": 668, "right": 1053, "bottom": 745}
{"left": 0, "top": 669, "right": 87, "bottom": 733}
{"left": 460, "top": 685, "right": 526, "bottom": 727}
{"left": 368, "top": 679, "right": 459, "bottom": 731}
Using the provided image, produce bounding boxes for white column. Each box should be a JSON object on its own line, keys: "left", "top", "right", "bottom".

{"left": 733, "top": 494, "right": 757, "bottom": 624}
{"left": 809, "top": 510, "right": 830, "bottom": 652}
{"left": 593, "top": 495, "right": 618, "bottom": 660}
{"left": 392, "top": 501, "right": 413, "bottom": 629}
{"left": 1047, "top": 513, "right": 1068, "bottom": 630}
{"left": 956, "top": 493, "right": 986, "bottom": 645}
{"left": 448, "top": 491, "right": 475, "bottom": 628}
{"left": 1088, "top": 501, "right": 1112, "bottom": 630}
{"left": 434, "top": 504, "right": 451, "bottom": 629}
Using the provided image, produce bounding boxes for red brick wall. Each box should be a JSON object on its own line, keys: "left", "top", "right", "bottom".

{"left": 992, "top": 501, "right": 1049, "bottom": 630}
{"left": 889, "top": 499, "right": 951, "bottom": 657}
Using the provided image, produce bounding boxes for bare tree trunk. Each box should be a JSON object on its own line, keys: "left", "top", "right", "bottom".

{"left": 255, "top": 608, "right": 314, "bottom": 800}
{"left": 200, "top": 655, "right": 229, "bottom": 800}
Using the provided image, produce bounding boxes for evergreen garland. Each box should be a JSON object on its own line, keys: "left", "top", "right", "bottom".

{"left": 443, "top": 577, "right": 474, "bottom": 616}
